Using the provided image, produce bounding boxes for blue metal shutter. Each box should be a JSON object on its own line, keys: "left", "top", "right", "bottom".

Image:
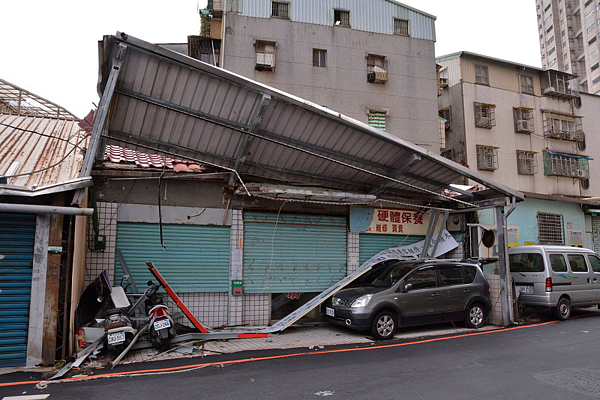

{"left": 243, "top": 212, "right": 347, "bottom": 293}
{"left": 359, "top": 234, "right": 425, "bottom": 264}
{"left": 0, "top": 213, "right": 35, "bottom": 367}
{"left": 114, "top": 223, "right": 230, "bottom": 292}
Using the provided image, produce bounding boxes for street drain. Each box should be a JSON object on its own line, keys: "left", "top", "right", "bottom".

{"left": 535, "top": 368, "right": 600, "bottom": 396}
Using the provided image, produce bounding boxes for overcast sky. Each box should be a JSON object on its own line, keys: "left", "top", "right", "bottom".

{"left": 0, "top": 0, "right": 540, "bottom": 118}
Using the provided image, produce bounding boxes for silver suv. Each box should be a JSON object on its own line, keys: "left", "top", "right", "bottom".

{"left": 324, "top": 259, "right": 491, "bottom": 340}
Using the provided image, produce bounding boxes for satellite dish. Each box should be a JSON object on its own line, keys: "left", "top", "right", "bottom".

{"left": 481, "top": 229, "right": 496, "bottom": 248}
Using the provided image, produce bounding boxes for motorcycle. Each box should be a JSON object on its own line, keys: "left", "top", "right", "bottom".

{"left": 144, "top": 280, "right": 174, "bottom": 351}
{"left": 103, "top": 285, "right": 137, "bottom": 354}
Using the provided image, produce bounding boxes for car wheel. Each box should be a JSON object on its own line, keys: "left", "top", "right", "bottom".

{"left": 370, "top": 311, "right": 396, "bottom": 340}
{"left": 465, "top": 303, "right": 485, "bottom": 328}
{"left": 555, "top": 298, "right": 571, "bottom": 321}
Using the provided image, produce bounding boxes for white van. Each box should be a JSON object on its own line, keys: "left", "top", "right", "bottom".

{"left": 509, "top": 245, "right": 600, "bottom": 320}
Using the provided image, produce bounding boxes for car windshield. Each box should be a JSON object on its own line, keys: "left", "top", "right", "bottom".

{"left": 509, "top": 253, "right": 544, "bottom": 273}
{"left": 359, "top": 260, "right": 419, "bottom": 288}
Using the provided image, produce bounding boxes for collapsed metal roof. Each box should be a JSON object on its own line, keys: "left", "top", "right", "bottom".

{"left": 0, "top": 114, "right": 90, "bottom": 197}
{"left": 0, "top": 78, "right": 78, "bottom": 119}
{"left": 83, "top": 32, "right": 523, "bottom": 209}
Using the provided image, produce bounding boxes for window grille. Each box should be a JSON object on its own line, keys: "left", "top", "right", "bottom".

{"left": 367, "top": 54, "right": 387, "bottom": 83}
{"left": 334, "top": 10, "right": 350, "bottom": 27}
{"left": 474, "top": 103, "right": 496, "bottom": 128}
{"left": 255, "top": 41, "right": 276, "bottom": 71}
{"left": 439, "top": 108, "right": 451, "bottom": 131}
{"left": 537, "top": 212, "right": 565, "bottom": 245}
{"left": 313, "top": 49, "right": 327, "bottom": 67}
{"left": 368, "top": 111, "right": 386, "bottom": 131}
{"left": 271, "top": 1, "right": 289, "bottom": 18}
{"left": 542, "top": 112, "right": 583, "bottom": 142}
{"left": 543, "top": 151, "right": 590, "bottom": 179}
{"left": 514, "top": 107, "right": 534, "bottom": 133}
{"left": 517, "top": 151, "right": 538, "bottom": 175}
{"left": 476, "top": 145, "right": 499, "bottom": 171}
{"left": 394, "top": 18, "right": 409, "bottom": 36}
{"left": 475, "top": 65, "right": 489, "bottom": 85}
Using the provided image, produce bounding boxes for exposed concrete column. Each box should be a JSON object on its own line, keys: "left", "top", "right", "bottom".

{"left": 26, "top": 214, "right": 50, "bottom": 367}
{"left": 495, "top": 205, "right": 512, "bottom": 327}
{"left": 229, "top": 209, "right": 243, "bottom": 326}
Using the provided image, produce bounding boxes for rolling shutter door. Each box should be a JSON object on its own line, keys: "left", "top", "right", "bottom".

{"left": 359, "top": 234, "right": 425, "bottom": 264}
{"left": 243, "top": 211, "right": 347, "bottom": 293}
{"left": 114, "top": 223, "right": 230, "bottom": 292}
{"left": 0, "top": 213, "right": 35, "bottom": 367}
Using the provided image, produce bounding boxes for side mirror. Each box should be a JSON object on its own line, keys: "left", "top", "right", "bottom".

{"left": 399, "top": 283, "right": 412, "bottom": 293}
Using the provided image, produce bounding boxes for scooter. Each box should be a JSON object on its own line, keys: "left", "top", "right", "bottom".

{"left": 145, "top": 281, "right": 174, "bottom": 351}
{"left": 103, "top": 286, "right": 137, "bottom": 354}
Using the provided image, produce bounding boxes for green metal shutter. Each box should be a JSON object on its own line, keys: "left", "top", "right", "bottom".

{"left": 0, "top": 213, "right": 35, "bottom": 367}
{"left": 114, "top": 223, "right": 230, "bottom": 292}
{"left": 359, "top": 234, "right": 425, "bottom": 264}
{"left": 243, "top": 212, "right": 347, "bottom": 293}
{"left": 368, "top": 111, "right": 386, "bottom": 131}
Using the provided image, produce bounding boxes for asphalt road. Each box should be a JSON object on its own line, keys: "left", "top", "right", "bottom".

{"left": 2, "top": 310, "right": 600, "bottom": 399}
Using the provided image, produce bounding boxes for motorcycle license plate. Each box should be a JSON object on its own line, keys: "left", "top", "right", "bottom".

{"left": 108, "top": 332, "right": 126, "bottom": 345}
{"left": 326, "top": 307, "right": 335, "bottom": 317}
{"left": 154, "top": 319, "right": 171, "bottom": 331}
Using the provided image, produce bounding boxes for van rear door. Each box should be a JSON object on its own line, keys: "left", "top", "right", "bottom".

{"left": 566, "top": 253, "right": 593, "bottom": 304}
{"left": 509, "top": 252, "right": 545, "bottom": 296}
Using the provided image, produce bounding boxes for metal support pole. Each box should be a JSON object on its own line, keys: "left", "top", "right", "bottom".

{"left": 430, "top": 210, "right": 450, "bottom": 257}
{"left": 495, "top": 205, "right": 511, "bottom": 327}
{"left": 0, "top": 203, "right": 93, "bottom": 216}
{"left": 420, "top": 210, "right": 440, "bottom": 258}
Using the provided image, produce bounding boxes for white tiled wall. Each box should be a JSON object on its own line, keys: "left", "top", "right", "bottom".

{"left": 165, "top": 292, "right": 228, "bottom": 328}
{"left": 347, "top": 232, "right": 359, "bottom": 274}
{"left": 485, "top": 274, "right": 502, "bottom": 326}
{"left": 229, "top": 210, "right": 243, "bottom": 326}
{"left": 242, "top": 293, "right": 270, "bottom": 326}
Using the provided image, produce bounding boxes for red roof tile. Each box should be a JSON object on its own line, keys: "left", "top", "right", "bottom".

{"left": 103, "top": 144, "right": 206, "bottom": 172}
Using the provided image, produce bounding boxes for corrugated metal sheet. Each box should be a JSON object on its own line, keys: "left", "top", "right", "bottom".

{"left": 437, "top": 58, "right": 462, "bottom": 89}
{"left": 239, "top": 0, "right": 436, "bottom": 40}
{"left": 243, "top": 211, "right": 347, "bottom": 293}
{"left": 114, "top": 223, "right": 230, "bottom": 292}
{"left": 359, "top": 233, "right": 424, "bottom": 264}
{"left": 0, "top": 114, "right": 88, "bottom": 189}
{"left": 97, "top": 34, "right": 523, "bottom": 209}
{"left": 0, "top": 213, "right": 35, "bottom": 367}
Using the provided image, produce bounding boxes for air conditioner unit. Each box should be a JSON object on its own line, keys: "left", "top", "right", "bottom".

{"left": 469, "top": 224, "right": 520, "bottom": 260}
{"left": 517, "top": 119, "right": 532, "bottom": 132}
{"left": 439, "top": 77, "right": 448, "bottom": 87}
{"left": 367, "top": 70, "right": 388, "bottom": 84}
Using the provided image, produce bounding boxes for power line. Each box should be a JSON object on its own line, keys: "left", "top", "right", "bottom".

{"left": 0, "top": 121, "right": 87, "bottom": 150}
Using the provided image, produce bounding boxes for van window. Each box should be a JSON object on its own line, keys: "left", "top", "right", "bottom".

{"left": 549, "top": 254, "right": 568, "bottom": 272}
{"left": 509, "top": 253, "right": 544, "bottom": 272}
{"left": 588, "top": 255, "right": 600, "bottom": 273}
{"left": 567, "top": 254, "right": 588, "bottom": 272}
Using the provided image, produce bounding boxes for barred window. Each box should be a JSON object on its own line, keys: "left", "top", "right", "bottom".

{"left": 368, "top": 110, "right": 386, "bottom": 131}
{"left": 272, "top": 1, "right": 289, "bottom": 19}
{"left": 334, "top": 9, "right": 350, "bottom": 27}
{"left": 476, "top": 145, "right": 499, "bottom": 171}
{"left": 394, "top": 18, "right": 409, "bottom": 36}
{"left": 537, "top": 212, "right": 564, "bottom": 245}
{"left": 517, "top": 151, "right": 538, "bottom": 175}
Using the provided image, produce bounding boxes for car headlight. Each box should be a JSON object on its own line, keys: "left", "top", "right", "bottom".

{"left": 351, "top": 294, "right": 373, "bottom": 308}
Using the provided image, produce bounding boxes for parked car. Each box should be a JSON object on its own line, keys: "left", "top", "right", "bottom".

{"left": 509, "top": 245, "right": 600, "bottom": 321}
{"left": 323, "top": 259, "right": 492, "bottom": 340}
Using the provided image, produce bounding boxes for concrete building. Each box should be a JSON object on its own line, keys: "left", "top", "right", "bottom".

{"left": 437, "top": 51, "right": 600, "bottom": 255}
{"left": 536, "top": 0, "right": 600, "bottom": 94}
{"left": 189, "top": 0, "right": 441, "bottom": 151}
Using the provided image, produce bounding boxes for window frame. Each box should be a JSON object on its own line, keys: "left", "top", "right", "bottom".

{"left": 403, "top": 267, "right": 438, "bottom": 291}
{"left": 476, "top": 145, "right": 499, "bottom": 171}
{"left": 517, "top": 150, "right": 538, "bottom": 175}
{"left": 254, "top": 40, "right": 277, "bottom": 71}
{"left": 334, "top": 9, "right": 351, "bottom": 27}
{"left": 393, "top": 18, "right": 410, "bottom": 36}
{"left": 520, "top": 75, "right": 535, "bottom": 94}
{"left": 271, "top": 1, "right": 290, "bottom": 19}
{"left": 475, "top": 65, "right": 489, "bottom": 85}
{"left": 549, "top": 254, "right": 568, "bottom": 272}
{"left": 312, "top": 48, "right": 327, "bottom": 68}
{"left": 437, "top": 266, "right": 464, "bottom": 287}
{"left": 474, "top": 102, "right": 496, "bottom": 128}
{"left": 587, "top": 254, "right": 600, "bottom": 273}
{"left": 567, "top": 254, "right": 589, "bottom": 273}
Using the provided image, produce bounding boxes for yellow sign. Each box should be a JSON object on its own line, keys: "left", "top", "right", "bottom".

{"left": 524, "top": 241, "right": 536, "bottom": 246}
{"left": 366, "top": 208, "right": 442, "bottom": 236}
{"left": 569, "top": 230, "right": 584, "bottom": 248}
{"left": 507, "top": 227, "right": 520, "bottom": 248}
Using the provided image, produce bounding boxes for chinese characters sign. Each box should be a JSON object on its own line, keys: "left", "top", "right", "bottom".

{"left": 366, "top": 208, "right": 442, "bottom": 236}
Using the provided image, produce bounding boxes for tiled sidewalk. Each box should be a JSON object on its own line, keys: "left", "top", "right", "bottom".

{"left": 119, "top": 323, "right": 498, "bottom": 365}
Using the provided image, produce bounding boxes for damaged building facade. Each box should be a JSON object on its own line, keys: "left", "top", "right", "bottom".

{"left": 177, "top": 0, "right": 441, "bottom": 151}
{"left": 80, "top": 33, "right": 523, "bottom": 333}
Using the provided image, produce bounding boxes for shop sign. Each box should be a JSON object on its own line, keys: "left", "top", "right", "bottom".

{"left": 365, "top": 208, "right": 442, "bottom": 236}
{"left": 568, "top": 230, "right": 584, "bottom": 248}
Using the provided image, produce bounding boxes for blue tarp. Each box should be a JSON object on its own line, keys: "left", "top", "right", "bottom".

{"left": 547, "top": 151, "right": 593, "bottom": 160}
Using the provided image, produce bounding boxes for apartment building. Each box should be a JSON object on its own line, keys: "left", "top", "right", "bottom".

{"left": 188, "top": 0, "right": 441, "bottom": 150}
{"left": 536, "top": 0, "right": 600, "bottom": 94}
{"left": 437, "top": 51, "right": 600, "bottom": 252}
